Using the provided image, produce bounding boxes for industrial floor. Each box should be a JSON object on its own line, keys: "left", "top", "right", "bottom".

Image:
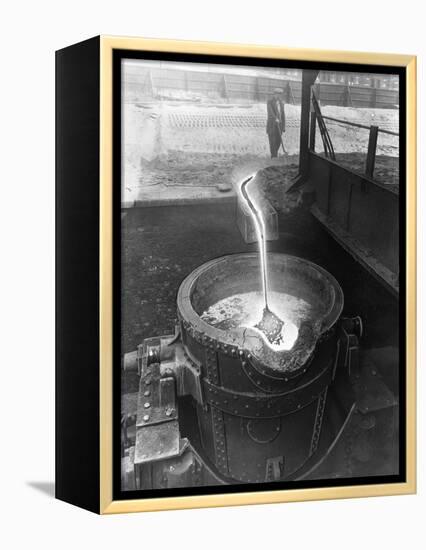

{"left": 123, "top": 101, "right": 399, "bottom": 205}
{"left": 121, "top": 196, "right": 400, "bottom": 482}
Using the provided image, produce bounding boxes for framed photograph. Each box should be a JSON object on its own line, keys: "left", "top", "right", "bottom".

{"left": 56, "top": 36, "right": 416, "bottom": 514}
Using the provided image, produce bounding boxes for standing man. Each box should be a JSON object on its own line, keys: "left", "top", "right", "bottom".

{"left": 266, "top": 87, "right": 286, "bottom": 158}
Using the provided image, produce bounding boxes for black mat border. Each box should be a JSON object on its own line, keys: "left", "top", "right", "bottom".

{"left": 112, "top": 48, "right": 407, "bottom": 502}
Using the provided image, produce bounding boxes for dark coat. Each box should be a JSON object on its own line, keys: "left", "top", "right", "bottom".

{"left": 266, "top": 98, "right": 285, "bottom": 134}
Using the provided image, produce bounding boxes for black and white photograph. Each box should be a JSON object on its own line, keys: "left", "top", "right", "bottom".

{"left": 119, "top": 56, "right": 403, "bottom": 492}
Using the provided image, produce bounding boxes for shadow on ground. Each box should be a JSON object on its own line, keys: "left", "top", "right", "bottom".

{"left": 26, "top": 481, "right": 55, "bottom": 498}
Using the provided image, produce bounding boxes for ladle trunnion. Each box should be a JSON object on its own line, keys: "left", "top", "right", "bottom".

{"left": 123, "top": 253, "right": 362, "bottom": 489}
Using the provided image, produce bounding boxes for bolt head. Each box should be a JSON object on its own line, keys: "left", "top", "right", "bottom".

{"left": 144, "top": 402, "right": 151, "bottom": 409}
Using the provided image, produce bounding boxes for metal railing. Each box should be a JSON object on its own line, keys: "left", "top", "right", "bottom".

{"left": 322, "top": 115, "right": 399, "bottom": 137}
{"left": 310, "top": 112, "right": 399, "bottom": 180}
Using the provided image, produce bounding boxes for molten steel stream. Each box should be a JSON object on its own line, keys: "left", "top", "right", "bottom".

{"left": 240, "top": 175, "right": 269, "bottom": 308}
{"left": 239, "top": 175, "right": 284, "bottom": 345}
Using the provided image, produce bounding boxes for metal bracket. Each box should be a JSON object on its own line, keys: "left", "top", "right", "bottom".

{"left": 134, "top": 334, "right": 205, "bottom": 469}
{"left": 134, "top": 360, "right": 181, "bottom": 465}
{"left": 265, "top": 456, "right": 285, "bottom": 481}
{"left": 339, "top": 316, "right": 362, "bottom": 378}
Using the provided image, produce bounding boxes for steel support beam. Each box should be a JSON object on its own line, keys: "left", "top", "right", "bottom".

{"left": 299, "top": 69, "right": 320, "bottom": 178}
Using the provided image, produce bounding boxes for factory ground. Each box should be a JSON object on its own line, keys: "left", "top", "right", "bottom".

{"left": 122, "top": 101, "right": 399, "bottom": 206}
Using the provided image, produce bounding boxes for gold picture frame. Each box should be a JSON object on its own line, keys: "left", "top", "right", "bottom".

{"left": 56, "top": 35, "right": 416, "bottom": 514}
